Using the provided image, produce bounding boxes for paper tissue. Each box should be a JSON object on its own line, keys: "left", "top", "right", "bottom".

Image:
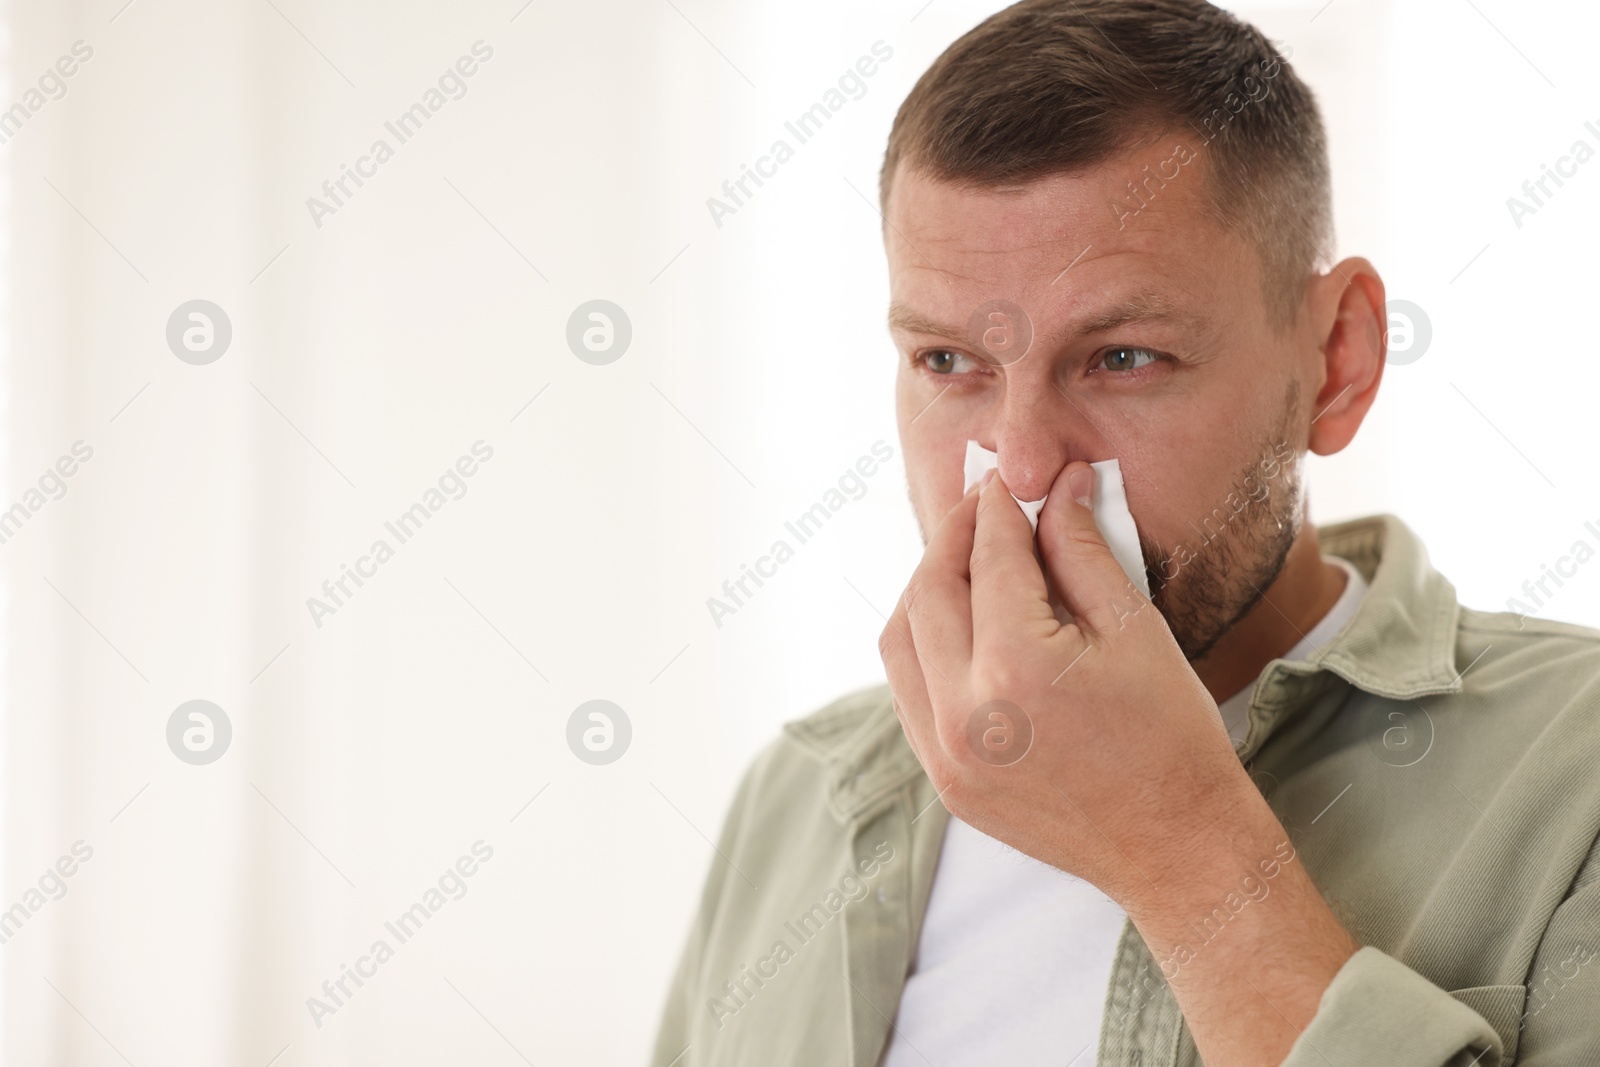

{"left": 963, "top": 440, "right": 1149, "bottom": 598}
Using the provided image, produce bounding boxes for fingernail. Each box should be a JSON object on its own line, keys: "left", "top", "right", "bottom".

{"left": 1069, "top": 467, "right": 1093, "bottom": 507}
{"left": 980, "top": 468, "right": 996, "bottom": 489}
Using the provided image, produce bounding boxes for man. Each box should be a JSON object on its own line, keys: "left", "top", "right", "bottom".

{"left": 652, "top": 2, "right": 1600, "bottom": 1064}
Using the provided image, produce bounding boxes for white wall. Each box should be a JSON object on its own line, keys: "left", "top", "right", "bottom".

{"left": 2, "top": 0, "right": 1596, "bottom": 1064}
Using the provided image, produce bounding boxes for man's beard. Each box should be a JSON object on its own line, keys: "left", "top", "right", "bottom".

{"left": 1142, "top": 418, "right": 1304, "bottom": 663}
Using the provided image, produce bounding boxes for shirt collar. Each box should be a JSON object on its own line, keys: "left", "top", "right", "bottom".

{"left": 1234, "top": 513, "right": 1466, "bottom": 759}
{"left": 1217, "top": 555, "right": 1366, "bottom": 741}
{"left": 786, "top": 686, "right": 926, "bottom": 824}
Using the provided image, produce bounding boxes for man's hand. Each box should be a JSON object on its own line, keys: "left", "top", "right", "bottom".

{"left": 879, "top": 461, "right": 1359, "bottom": 1066}
{"left": 880, "top": 461, "right": 1247, "bottom": 899}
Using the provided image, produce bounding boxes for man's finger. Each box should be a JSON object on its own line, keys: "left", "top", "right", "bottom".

{"left": 970, "top": 472, "right": 1055, "bottom": 663}
{"left": 901, "top": 480, "right": 981, "bottom": 679}
{"left": 880, "top": 589, "right": 937, "bottom": 766}
{"left": 1036, "top": 460, "right": 1141, "bottom": 635}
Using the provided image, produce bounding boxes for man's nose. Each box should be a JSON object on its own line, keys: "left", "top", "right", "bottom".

{"left": 984, "top": 401, "right": 1098, "bottom": 502}
{"left": 990, "top": 432, "right": 1067, "bottom": 503}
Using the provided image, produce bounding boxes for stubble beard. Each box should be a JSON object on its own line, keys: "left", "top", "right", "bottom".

{"left": 1144, "top": 411, "right": 1306, "bottom": 663}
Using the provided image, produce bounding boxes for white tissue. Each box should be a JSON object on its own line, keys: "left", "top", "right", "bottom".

{"left": 963, "top": 440, "right": 1149, "bottom": 598}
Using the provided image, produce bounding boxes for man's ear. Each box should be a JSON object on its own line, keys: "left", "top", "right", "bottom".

{"left": 1305, "top": 257, "right": 1386, "bottom": 456}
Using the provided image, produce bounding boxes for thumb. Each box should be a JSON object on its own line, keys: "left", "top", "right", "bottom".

{"left": 1036, "top": 461, "right": 1141, "bottom": 635}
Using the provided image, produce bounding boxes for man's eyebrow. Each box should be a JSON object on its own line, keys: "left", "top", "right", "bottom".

{"left": 1076, "top": 290, "right": 1191, "bottom": 335}
{"left": 887, "top": 291, "right": 1193, "bottom": 345}
{"left": 887, "top": 302, "right": 966, "bottom": 342}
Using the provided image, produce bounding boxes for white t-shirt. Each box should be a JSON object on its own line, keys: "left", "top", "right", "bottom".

{"left": 879, "top": 556, "right": 1367, "bottom": 1067}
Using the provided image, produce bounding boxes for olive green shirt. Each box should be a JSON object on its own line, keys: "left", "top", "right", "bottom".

{"left": 652, "top": 514, "right": 1600, "bottom": 1066}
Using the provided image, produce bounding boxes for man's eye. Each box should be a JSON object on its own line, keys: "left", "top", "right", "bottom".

{"left": 921, "top": 349, "right": 977, "bottom": 375}
{"left": 1100, "top": 346, "right": 1157, "bottom": 372}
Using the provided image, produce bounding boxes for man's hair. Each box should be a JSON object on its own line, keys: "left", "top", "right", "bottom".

{"left": 879, "top": 0, "right": 1331, "bottom": 328}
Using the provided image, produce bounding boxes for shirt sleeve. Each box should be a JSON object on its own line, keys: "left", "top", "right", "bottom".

{"left": 1288, "top": 823, "right": 1600, "bottom": 1067}
{"left": 648, "top": 743, "right": 770, "bottom": 1067}
{"left": 1281, "top": 947, "right": 1502, "bottom": 1067}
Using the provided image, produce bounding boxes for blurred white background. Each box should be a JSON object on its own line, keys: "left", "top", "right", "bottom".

{"left": 2, "top": 0, "right": 1596, "bottom": 1063}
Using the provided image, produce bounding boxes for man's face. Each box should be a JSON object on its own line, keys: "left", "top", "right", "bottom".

{"left": 887, "top": 136, "right": 1318, "bottom": 661}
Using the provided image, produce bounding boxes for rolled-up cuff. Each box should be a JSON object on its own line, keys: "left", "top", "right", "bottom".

{"left": 1283, "top": 947, "right": 1501, "bottom": 1067}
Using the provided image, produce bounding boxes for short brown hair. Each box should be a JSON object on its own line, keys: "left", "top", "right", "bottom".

{"left": 880, "top": 0, "right": 1331, "bottom": 327}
